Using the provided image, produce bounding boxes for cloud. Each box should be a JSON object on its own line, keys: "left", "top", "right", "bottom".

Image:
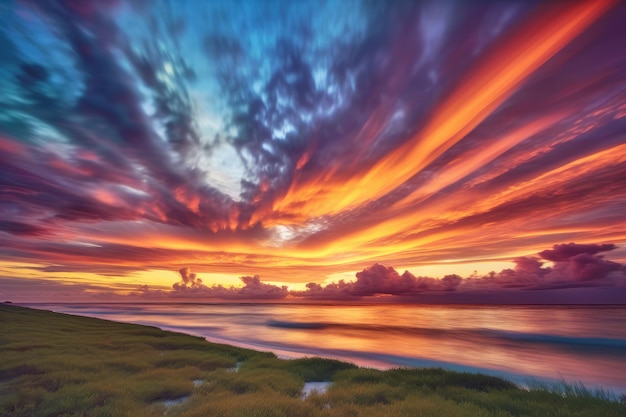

{"left": 539, "top": 243, "right": 617, "bottom": 262}
{"left": 0, "top": 221, "right": 49, "bottom": 236}
{"left": 1, "top": 0, "right": 626, "bottom": 294}
{"left": 172, "top": 267, "right": 203, "bottom": 290}
{"left": 119, "top": 242, "right": 626, "bottom": 301}
{"left": 171, "top": 268, "right": 288, "bottom": 300}
{"left": 548, "top": 253, "right": 621, "bottom": 283}
{"left": 7, "top": 241, "right": 624, "bottom": 303}
{"left": 296, "top": 281, "right": 359, "bottom": 300}
{"left": 0, "top": 0, "right": 240, "bottom": 236}
{"left": 512, "top": 256, "right": 544, "bottom": 274}
{"left": 0, "top": 276, "right": 139, "bottom": 303}
{"left": 208, "top": 1, "right": 545, "bottom": 228}
{"left": 238, "top": 275, "right": 289, "bottom": 299}
{"left": 542, "top": 243, "right": 623, "bottom": 283}
{"left": 469, "top": 243, "right": 626, "bottom": 291}
{"left": 352, "top": 263, "right": 462, "bottom": 296}
{"left": 292, "top": 243, "right": 626, "bottom": 300}
{"left": 290, "top": 263, "right": 463, "bottom": 299}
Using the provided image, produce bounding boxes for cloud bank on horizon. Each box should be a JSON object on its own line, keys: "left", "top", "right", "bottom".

{"left": 1, "top": 0, "right": 626, "bottom": 301}
{"left": 158, "top": 243, "right": 626, "bottom": 301}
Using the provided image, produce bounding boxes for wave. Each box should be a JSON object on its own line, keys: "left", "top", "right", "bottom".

{"left": 266, "top": 320, "right": 330, "bottom": 329}
{"left": 479, "top": 329, "right": 626, "bottom": 349}
{"left": 266, "top": 320, "right": 449, "bottom": 336}
{"left": 266, "top": 319, "right": 626, "bottom": 350}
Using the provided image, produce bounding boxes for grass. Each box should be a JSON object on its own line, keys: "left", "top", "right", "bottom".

{"left": 1, "top": 304, "right": 624, "bottom": 417}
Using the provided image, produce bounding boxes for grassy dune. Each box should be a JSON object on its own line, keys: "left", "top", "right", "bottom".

{"left": 1, "top": 304, "right": 624, "bottom": 417}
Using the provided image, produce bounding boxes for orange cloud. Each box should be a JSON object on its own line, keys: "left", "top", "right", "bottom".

{"left": 264, "top": 0, "right": 617, "bottom": 224}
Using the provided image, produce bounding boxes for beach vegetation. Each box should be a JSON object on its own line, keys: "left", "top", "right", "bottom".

{"left": 1, "top": 305, "right": 624, "bottom": 417}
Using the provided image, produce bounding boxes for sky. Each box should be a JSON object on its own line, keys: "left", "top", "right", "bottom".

{"left": 1, "top": 0, "right": 626, "bottom": 303}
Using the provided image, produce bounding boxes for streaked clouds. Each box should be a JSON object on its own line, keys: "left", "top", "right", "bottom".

{"left": 159, "top": 243, "right": 626, "bottom": 300}
{"left": 1, "top": 0, "right": 625, "bottom": 302}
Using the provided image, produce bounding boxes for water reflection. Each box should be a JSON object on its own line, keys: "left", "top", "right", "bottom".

{"left": 29, "top": 303, "right": 626, "bottom": 394}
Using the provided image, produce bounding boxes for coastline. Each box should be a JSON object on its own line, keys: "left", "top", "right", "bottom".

{"left": 19, "top": 301, "right": 626, "bottom": 396}
{"left": 2, "top": 304, "right": 625, "bottom": 417}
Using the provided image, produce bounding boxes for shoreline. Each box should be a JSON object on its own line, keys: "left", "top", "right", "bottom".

{"left": 19, "top": 301, "right": 626, "bottom": 397}
{"left": 2, "top": 304, "right": 625, "bottom": 417}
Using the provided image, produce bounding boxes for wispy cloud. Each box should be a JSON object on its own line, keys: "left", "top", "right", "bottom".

{"left": 124, "top": 243, "right": 626, "bottom": 302}
{"left": 1, "top": 0, "right": 625, "bottom": 300}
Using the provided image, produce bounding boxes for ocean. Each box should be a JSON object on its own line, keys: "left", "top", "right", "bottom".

{"left": 25, "top": 303, "right": 626, "bottom": 395}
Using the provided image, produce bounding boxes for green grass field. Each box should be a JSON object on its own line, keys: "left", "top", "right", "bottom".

{"left": 1, "top": 304, "right": 624, "bottom": 417}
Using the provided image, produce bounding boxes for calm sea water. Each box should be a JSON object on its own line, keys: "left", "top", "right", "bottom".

{"left": 25, "top": 303, "right": 626, "bottom": 394}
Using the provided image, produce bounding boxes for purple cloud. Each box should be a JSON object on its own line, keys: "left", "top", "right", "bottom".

{"left": 171, "top": 268, "right": 288, "bottom": 300}
{"left": 539, "top": 243, "right": 617, "bottom": 262}
{"left": 292, "top": 243, "right": 626, "bottom": 300}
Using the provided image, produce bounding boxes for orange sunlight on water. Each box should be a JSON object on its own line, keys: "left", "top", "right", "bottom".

{"left": 34, "top": 302, "right": 626, "bottom": 394}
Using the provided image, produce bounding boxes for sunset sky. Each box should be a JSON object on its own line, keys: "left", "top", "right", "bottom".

{"left": 1, "top": 0, "right": 626, "bottom": 303}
